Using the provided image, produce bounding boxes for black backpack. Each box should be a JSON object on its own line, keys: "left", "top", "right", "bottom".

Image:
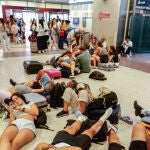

{"left": 65, "top": 119, "right": 108, "bottom": 143}
{"left": 34, "top": 109, "right": 54, "bottom": 131}
{"left": 89, "top": 71, "right": 107, "bottom": 80}
{"left": 49, "top": 83, "right": 66, "bottom": 108}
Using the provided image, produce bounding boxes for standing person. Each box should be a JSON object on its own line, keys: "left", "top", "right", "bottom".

{"left": 36, "top": 19, "right": 48, "bottom": 53}
{"left": 0, "top": 92, "right": 39, "bottom": 150}
{"left": 50, "top": 18, "right": 58, "bottom": 50}
{"left": 30, "top": 19, "right": 37, "bottom": 34}
{"left": 119, "top": 36, "right": 133, "bottom": 57}
{"left": 0, "top": 18, "right": 9, "bottom": 50}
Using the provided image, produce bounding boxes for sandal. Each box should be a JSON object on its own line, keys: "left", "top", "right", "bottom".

{"left": 120, "top": 116, "right": 133, "bottom": 125}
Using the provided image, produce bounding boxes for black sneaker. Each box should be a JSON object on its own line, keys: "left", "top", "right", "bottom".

{"left": 134, "top": 100, "right": 144, "bottom": 118}
{"left": 56, "top": 110, "right": 69, "bottom": 118}
{"left": 10, "top": 79, "right": 16, "bottom": 86}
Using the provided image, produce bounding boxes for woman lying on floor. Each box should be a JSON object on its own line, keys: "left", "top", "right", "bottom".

{"left": 0, "top": 92, "right": 39, "bottom": 150}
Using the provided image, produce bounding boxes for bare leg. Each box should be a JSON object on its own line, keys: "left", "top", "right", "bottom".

{"left": 63, "top": 100, "right": 69, "bottom": 112}
{"left": 108, "top": 130, "right": 120, "bottom": 144}
{"left": 131, "top": 124, "right": 146, "bottom": 142}
{"left": 11, "top": 129, "right": 35, "bottom": 150}
{"left": 36, "top": 70, "right": 45, "bottom": 81}
{"left": 70, "top": 61, "right": 75, "bottom": 75}
{"left": 64, "top": 120, "right": 82, "bottom": 135}
{"left": 0, "top": 125, "right": 18, "bottom": 150}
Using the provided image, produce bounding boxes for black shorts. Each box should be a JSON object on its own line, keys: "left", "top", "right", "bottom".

{"left": 109, "top": 142, "right": 125, "bottom": 150}
{"left": 51, "top": 130, "right": 91, "bottom": 150}
{"left": 129, "top": 140, "right": 147, "bottom": 150}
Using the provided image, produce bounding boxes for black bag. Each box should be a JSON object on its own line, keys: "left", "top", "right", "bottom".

{"left": 23, "top": 61, "right": 43, "bottom": 74}
{"left": 49, "top": 83, "right": 66, "bottom": 108}
{"left": 28, "top": 33, "right": 37, "bottom": 42}
{"left": 65, "top": 119, "right": 108, "bottom": 143}
{"left": 60, "top": 68, "right": 78, "bottom": 78}
{"left": 89, "top": 71, "right": 107, "bottom": 80}
{"left": 34, "top": 109, "right": 54, "bottom": 130}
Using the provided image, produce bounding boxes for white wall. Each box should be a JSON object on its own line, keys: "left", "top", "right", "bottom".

{"left": 92, "top": 0, "right": 121, "bottom": 45}
{"left": 69, "top": 0, "right": 93, "bottom": 32}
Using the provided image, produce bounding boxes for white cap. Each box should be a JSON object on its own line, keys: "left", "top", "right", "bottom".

{"left": 76, "top": 83, "right": 85, "bottom": 90}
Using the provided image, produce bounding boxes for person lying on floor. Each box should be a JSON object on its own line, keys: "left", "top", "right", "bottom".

{"left": 0, "top": 80, "right": 44, "bottom": 105}
{"left": 56, "top": 50, "right": 76, "bottom": 79}
{"left": 36, "top": 108, "right": 113, "bottom": 150}
{"left": 10, "top": 69, "right": 55, "bottom": 95}
{"left": 0, "top": 92, "right": 39, "bottom": 150}
{"left": 56, "top": 80, "right": 93, "bottom": 118}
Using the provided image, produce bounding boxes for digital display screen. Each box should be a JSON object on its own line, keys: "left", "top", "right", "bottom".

{"left": 73, "top": 18, "right": 79, "bottom": 25}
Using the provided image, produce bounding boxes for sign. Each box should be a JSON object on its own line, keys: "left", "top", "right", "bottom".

{"left": 137, "top": 0, "right": 149, "bottom": 6}
{"left": 98, "top": 11, "right": 110, "bottom": 20}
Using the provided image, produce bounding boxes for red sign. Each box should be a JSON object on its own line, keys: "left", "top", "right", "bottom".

{"left": 98, "top": 11, "right": 111, "bottom": 20}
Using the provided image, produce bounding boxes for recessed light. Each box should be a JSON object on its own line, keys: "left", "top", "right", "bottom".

{"left": 42, "top": 0, "right": 45, "bottom": 2}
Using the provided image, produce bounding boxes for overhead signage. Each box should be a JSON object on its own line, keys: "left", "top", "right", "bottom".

{"left": 136, "top": 0, "right": 149, "bottom": 6}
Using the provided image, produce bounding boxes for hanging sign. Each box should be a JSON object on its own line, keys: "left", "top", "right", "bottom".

{"left": 98, "top": 11, "right": 110, "bottom": 20}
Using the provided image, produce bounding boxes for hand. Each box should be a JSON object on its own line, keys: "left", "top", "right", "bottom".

{"left": 14, "top": 105, "right": 23, "bottom": 111}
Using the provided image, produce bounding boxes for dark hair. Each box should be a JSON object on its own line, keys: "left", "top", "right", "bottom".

{"left": 79, "top": 47, "right": 86, "bottom": 51}
{"left": 97, "top": 40, "right": 103, "bottom": 47}
{"left": 110, "top": 45, "right": 116, "bottom": 52}
{"left": 10, "top": 92, "right": 28, "bottom": 104}
{"left": 72, "top": 44, "right": 77, "bottom": 49}
{"left": 125, "top": 35, "right": 130, "bottom": 39}
{"left": 71, "top": 80, "right": 78, "bottom": 89}
{"left": 32, "top": 81, "right": 42, "bottom": 89}
{"left": 61, "top": 50, "right": 72, "bottom": 57}
{"left": 39, "top": 19, "right": 44, "bottom": 28}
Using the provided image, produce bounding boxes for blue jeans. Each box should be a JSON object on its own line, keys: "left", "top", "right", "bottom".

{"left": 40, "top": 73, "right": 51, "bottom": 90}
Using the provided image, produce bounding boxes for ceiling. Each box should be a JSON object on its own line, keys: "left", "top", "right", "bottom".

{"left": 10, "top": 0, "right": 69, "bottom": 4}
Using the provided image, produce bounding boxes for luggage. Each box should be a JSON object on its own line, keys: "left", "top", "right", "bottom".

{"left": 60, "top": 67, "right": 78, "bottom": 78}
{"left": 44, "top": 68, "right": 62, "bottom": 79}
{"left": 23, "top": 61, "right": 43, "bottom": 74}
{"left": 30, "top": 42, "right": 38, "bottom": 53}
{"left": 98, "top": 62, "right": 115, "bottom": 71}
{"left": 80, "top": 32, "right": 90, "bottom": 49}
{"left": 24, "top": 93, "right": 47, "bottom": 112}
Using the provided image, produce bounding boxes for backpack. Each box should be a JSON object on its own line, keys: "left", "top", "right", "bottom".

{"left": 65, "top": 119, "right": 108, "bottom": 143}
{"left": 34, "top": 109, "right": 54, "bottom": 131}
{"left": 89, "top": 71, "right": 107, "bottom": 80}
{"left": 49, "top": 83, "right": 66, "bottom": 108}
{"left": 86, "top": 91, "right": 120, "bottom": 124}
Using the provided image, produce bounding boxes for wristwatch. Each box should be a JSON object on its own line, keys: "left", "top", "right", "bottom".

{"left": 22, "top": 108, "right": 25, "bottom": 112}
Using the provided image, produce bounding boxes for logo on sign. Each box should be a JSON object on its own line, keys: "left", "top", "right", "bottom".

{"left": 98, "top": 11, "right": 111, "bottom": 20}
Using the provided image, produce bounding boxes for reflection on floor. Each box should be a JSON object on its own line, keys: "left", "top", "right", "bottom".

{"left": 0, "top": 46, "right": 150, "bottom": 150}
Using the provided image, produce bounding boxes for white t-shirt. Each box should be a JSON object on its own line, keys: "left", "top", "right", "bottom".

{"left": 122, "top": 40, "right": 133, "bottom": 51}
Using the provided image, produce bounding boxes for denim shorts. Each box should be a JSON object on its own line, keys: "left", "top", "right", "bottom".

{"left": 11, "top": 118, "right": 36, "bottom": 135}
{"left": 40, "top": 73, "right": 51, "bottom": 90}
{"left": 67, "top": 38, "right": 71, "bottom": 45}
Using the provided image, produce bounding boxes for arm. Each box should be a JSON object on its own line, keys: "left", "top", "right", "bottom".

{"left": 15, "top": 103, "right": 39, "bottom": 116}
{"left": 31, "top": 85, "right": 44, "bottom": 93}
{"left": 9, "top": 105, "right": 15, "bottom": 123}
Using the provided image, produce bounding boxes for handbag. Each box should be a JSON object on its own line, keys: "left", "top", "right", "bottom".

{"left": 28, "top": 34, "right": 37, "bottom": 42}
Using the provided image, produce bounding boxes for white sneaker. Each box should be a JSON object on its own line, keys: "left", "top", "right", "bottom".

{"left": 42, "top": 50, "right": 45, "bottom": 53}
{"left": 106, "top": 120, "right": 118, "bottom": 133}
{"left": 69, "top": 74, "right": 75, "bottom": 79}
{"left": 38, "top": 51, "right": 41, "bottom": 54}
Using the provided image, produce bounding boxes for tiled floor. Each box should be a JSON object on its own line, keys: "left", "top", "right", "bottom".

{"left": 0, "top": 45, "right": 150, "bottom": 150}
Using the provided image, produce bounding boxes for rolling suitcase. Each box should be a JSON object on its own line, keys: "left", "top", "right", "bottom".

{"left": 24, "top": 93, "right": 48, "bottom": 112}
{"left": 98, "top": 62, "right": 115, "bottom": 71}
{"left": 44, "top": 68, "right": 62, "bottom": 79}
{"left": 23, "top": 61, "right": 43, "bottom": 74}
{"left": 30, "top": 42, "right": 38, "bottom": 53}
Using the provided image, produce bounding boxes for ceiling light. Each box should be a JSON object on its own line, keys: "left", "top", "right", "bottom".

{"left": 42, "top": 0, "right": 45, "bottom": 2}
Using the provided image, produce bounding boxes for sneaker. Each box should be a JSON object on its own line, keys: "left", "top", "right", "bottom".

{"left": 56, "top": 110, "right": 69, "bottom": 118}
{"left": 75, "top": 68, "right": 80, "bottom": 74}
{"left": 106, "top": 120, "right": 118, "bottom": 133}
{"left": 77, "top": 114, "right": 88, "bottom": 122}
{"left": 42, "top": 50, "right": 45, "bottom": 53}
{"left": 120, "top": 116, "right": 133, "bottom": 125}
{"left": 45, "top": 60, "right": 50, "bottom": 65}
{"left": 134, "top": 100, "right": 144, "bottom": 118}
{"left": 38, "top": 51, "right": 41, "bottom": 54}
{"left": 69, "top": 74, "right": 75, "bottom": 79}
{"left": 10, "top": 79, "right": 16, "bottom": 86}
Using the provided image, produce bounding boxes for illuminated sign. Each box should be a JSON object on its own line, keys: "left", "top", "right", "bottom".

{"left": 98, "top": 11, "right": 110, "bottom": 20}
{"left": 137, "top": 0, "right": 149, "bottom": 6}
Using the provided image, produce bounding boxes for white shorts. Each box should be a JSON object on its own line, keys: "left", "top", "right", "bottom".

{"left": 11, "top": 118, "right": 36, "bottom": 135}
